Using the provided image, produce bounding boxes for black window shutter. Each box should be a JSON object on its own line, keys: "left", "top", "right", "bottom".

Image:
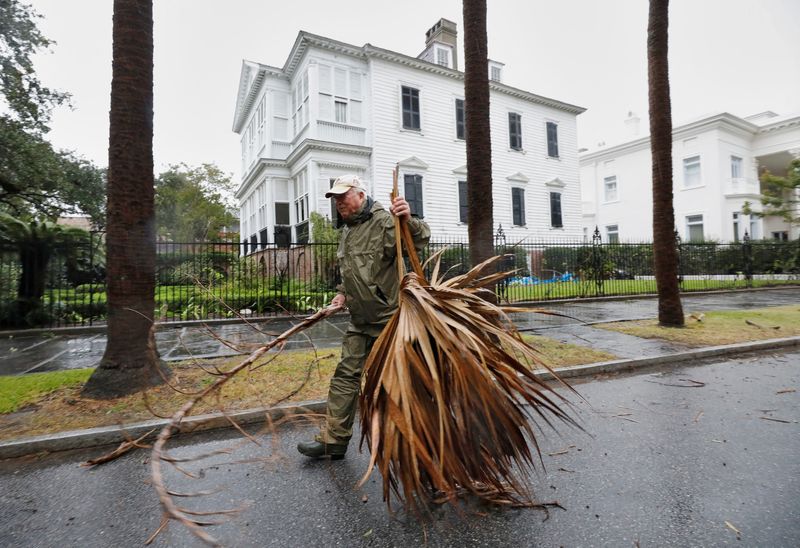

{"left": 547, "top": 122, "right": 559, "bottom": 157}
{"left": 404, "top": 174, "right": 423, "bottom": 217}
{"left": 512, "top": 188, "right": 525, "bottom": 226}
{"left": 550, "top": 192, "right": 562, "bottom": 227}
{"left": 458, "top": 180, "right": 468, "bottom": 223}
{"left": 455, "top": 99, "right": 465, "bottom": 140}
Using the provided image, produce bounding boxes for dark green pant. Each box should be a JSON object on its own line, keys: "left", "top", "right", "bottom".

{"left": 316, "top": 330, "right": 377, "bottom": 445}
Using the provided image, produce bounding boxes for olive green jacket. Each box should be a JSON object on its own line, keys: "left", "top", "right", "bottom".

{"left": 337, "top": 199, "right": 430, "bottom": 336}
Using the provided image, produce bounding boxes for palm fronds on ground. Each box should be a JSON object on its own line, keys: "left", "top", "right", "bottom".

{"left": 359, "top": 235, "right": 582, "bottom": 513}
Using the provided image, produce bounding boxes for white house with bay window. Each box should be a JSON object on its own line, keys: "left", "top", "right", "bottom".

{"left": 233, "top": 18, "right": 585, "bottom": 251}
{"left": 580, "top": 111, "right": 800, "bottom": 243}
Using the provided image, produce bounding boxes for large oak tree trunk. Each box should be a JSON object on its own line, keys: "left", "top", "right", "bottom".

{"left": 648, "top": 0, "right": 684, "bottom": 327}
{"left": 463, "top": 0, "right": 494, "bottom": 267}
{"left": 83, "top": 0, "right": 169, "bottom": 398}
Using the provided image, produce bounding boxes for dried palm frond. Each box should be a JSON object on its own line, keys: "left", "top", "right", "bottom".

{"left": 358, "top": 171, "right": 581, "bottom": 513}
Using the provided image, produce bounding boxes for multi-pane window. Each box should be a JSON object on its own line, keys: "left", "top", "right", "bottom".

{"left": 272, "top": 92, "right": 288, "bottom": 140}
{"left": 291, "top": 70, "right": 309, "bottom": 136}
{"left": 274, "top": 179, "right": 290, "bottom": 238}
{"left": 509, "top": 112, "right": 522, "bottom": 150}
{"left": 606, "top": 225, "right": 619, "bottom": 243}
{"left": 686, "top": 214, "right": 704, "bottom": 242}
{"left": 256, "top": 97, "right": 266, "bottom": 148}
{"left": 295, "top": 222, "right": 309, "bottom": 244}
{"left": 772, "top": 231, "right": 789, "bottom": 241}
{"left": 549, "top": 192, "right": 563, "bottom": 228}
{"left": 511, "top": 187, "right": 525, "bottom": 226}
{"left": 731, "top": 155, "right": 743, "bottom": 179}
{"left": 749, "top": 216, "right": 761, "bottom": 239}
{"left": 604, "top": 176, "right": 618, "bottom": 202}
{"left": 401, "top": 86, "right": 421, "bottom": 130}
{"left": 404, "top": 174, "right": 423, "bottom": 217}
{"left": 490, "top": 65, "right": 502, "bottom": 82}
{"left": 436, "top": 47, "right": 450, "bottom": 67}
{"left": 335, "top": 100, "right": 347, "bottom": 123}
{"left": 546, "top": 121, "right": 559, "bottom": 158}
{"left": 318, "top": 65, "right": 362, "bottom": 125}
{"left": 683, "top": 156, "right": 702, "bottom": 187}
{"left": 458, "top": 180, "right": 468, "bottom": 223}
{"left": 293, "top": 170, "right": 309, "bottom": 229}
{"left": 455, "top": 99, "right": 465, "bottom": 140}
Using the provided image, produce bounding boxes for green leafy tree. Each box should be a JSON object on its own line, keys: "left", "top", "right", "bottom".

{"left": 0, "top": 117, "right": 106, "bottom": 223}
{"left": 743, "top": 158, "right": 800, "bottom": 226}
{"left": 310, "top": 211, "right": 340, "bottom": 289}
{"left": 0, "top": 213, "right": 89, "bottom": 326}
{"left": 0, "top": 0, "right": 69, "bottom": 131}
{"left": 0, "top": 1, "right": 105, "bottom": 223}
{"left": 155, "top": 163, "right": 237, "bottom": 241}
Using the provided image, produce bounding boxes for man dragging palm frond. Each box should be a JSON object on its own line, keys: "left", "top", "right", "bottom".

{"left": 297, "top": 174, "right": 430, "bottom": 459}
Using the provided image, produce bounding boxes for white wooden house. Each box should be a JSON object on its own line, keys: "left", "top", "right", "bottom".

{"left": 580, "top": 111, "right": 800, "bottom": 243}
{"left": 232, "top": 19, "right": 586, "bottom": 250}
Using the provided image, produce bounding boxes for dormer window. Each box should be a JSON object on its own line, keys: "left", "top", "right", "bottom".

{"left": 489, "top": 60, "right": 504, "bottom": 82}
{"left": 434, "top": 44, "right": 452, "bottom": 68}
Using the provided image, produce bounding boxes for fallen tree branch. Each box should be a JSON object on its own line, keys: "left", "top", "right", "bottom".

{"left": 149, "top": 304, "right": 342, "bottom": 546}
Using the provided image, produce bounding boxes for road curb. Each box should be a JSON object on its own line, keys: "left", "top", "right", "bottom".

{"left": 2, "top": 336, "right": 799, "bottom": 460}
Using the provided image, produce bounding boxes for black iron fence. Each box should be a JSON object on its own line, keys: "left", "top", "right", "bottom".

{"left": 1, "top": 232, "right": 799, "bottom": 329}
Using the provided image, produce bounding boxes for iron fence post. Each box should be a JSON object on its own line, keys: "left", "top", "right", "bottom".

{"left": 743, "top": 230, "right": 753, "bottom": 287}
{"left": 674, "top": 230, "right": 683, "bottom": 287}
{"left": 592, "top": 226, "right": 604, "bottom": 296}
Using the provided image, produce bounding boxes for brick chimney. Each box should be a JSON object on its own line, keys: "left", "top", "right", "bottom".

{"left": 420, "top": 18, "right": 458, "bottom": 70}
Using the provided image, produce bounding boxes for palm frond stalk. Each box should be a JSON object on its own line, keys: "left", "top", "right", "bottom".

{"left": 359, "top": 178, "right": 581, "bottom": 512}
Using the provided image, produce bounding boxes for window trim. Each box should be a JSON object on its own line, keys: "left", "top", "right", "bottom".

{"left": 685, "top": 213, "right": 704, "bottom": 242}
{"left": 606, "top": 224, "right": 620, "bottom": 244}
{"left": 682, "top": 155, "right": 703, "bottom": 188}
{"left": 730, "top": 155, "right": 743, "bottom": 179}
{"left": 603, "top": 175, "right": 618, "bottom": 203}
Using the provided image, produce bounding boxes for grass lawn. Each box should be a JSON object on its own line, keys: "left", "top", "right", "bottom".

{"left": 504, "top": 279, "right": 799, "bottom": 302}
{"left": 0, "top": 334, "right": 615, "bottom": 442}
{"left": 597, "top": 304, "right": 800, "bottom": 346}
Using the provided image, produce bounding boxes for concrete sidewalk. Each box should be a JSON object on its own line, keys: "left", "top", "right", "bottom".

{"left": 2, "top": 287, "right": 798, "bottom": 376}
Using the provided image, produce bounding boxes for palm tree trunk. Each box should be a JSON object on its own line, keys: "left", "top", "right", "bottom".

{"left": 648, "top": 0, "right": 684, "bottom": 327}
{"left": 463, "top": 0, "right": 494, "bottom": 267}
{"left": 83, "top": 0, "right": 169, "bottom": 398}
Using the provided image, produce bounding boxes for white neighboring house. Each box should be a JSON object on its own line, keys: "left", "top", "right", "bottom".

{"left": 580, "top": 111, "right": 800, "bottom": 243}
{"left": 232, "top": 19, "right": 585, "bottom": 252}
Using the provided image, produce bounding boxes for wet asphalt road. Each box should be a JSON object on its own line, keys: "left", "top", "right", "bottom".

{"left": 1, "top": 351, "right": 798, "bottom": 547}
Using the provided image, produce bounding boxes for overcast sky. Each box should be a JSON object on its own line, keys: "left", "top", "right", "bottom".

{"left": 28, "top": 0, "right": 800, "bottom": 185}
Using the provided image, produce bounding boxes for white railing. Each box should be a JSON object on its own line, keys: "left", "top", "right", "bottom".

{"left": 317, "top": 120, "right": 366, "bottom": 146}
{"left": 725, "top": 177, "right": 760, "bottom": 196}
